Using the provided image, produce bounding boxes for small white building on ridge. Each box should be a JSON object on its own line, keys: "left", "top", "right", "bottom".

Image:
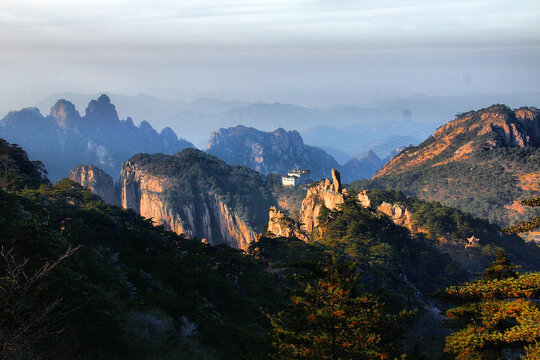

{"left": 282, "top": 169, "right": 311, "bottom": 187}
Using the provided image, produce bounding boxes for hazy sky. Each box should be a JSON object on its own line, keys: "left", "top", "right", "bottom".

{"left": 1, "top": 0, "right": 539, "bottom": 109}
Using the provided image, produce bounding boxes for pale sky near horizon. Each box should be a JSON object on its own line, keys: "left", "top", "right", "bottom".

{"left": 1, "top": 0, "right": 539, "bottom": 109}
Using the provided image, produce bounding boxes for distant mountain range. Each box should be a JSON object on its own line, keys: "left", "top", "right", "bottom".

{"left": 0, "top": 94, "right": 193, "bottom": 181}
{"left": 205, "top": 125, "right": 391, "bottom": 182}
{"left": 2, "top": 94, "right": 392, "bottom": 183}
{"left": 35, "top": 91, "right": 540, "bottom": 155}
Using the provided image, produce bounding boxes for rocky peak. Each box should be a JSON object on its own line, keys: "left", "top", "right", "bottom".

{"left": 139, "top": 120, "right": 157, "bottom": 135}
{"left": 160, "top": 127, "right": 178, "bottom": 141}
{"left": 339, "top": 151, "right": 387, "bottom": 183}
{"left": 85, "top": 94, "right": 119, "bottom": 123}
{"left": 206, "top": 125, "right": 338, "bottom": 179}
{"left": 376, "top": 104, "right": 540, "bottom": 178}
{"left": 50, "top": 99, "right": 81, "bottom": 128}
{"left": 357, "top": 190, "right": 371, "bottom": 208}
{"left": 267, "top": 206, "right": 308, "bottom": 241}
{"left": 362, "top": 150, "right": 380, "bottom": 161}
{"left": 1, "top": 107, "right": 45, "bottom": 127}
{"left": 377, "top": 202, "right": 414, "bottom": 230}
{"left": 301, "top": 169, "right": 346, "bottom": 234}
{"left": 356, "top": 190, "right": 415, "bottom": 231}
{"left": 433, "top": 104, "right": 539, "bottom": 148}
{"left": 331, "top": 168, "right": 342, "bottom": 193}
{"left": 116, "top": 150, "right": 271, "bottom": 250}
{"left": 69, "top": 164, "right": 118, "bottom": 205}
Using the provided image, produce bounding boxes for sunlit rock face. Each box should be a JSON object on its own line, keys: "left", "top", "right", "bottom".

{"left": 367, "top": 105, "right": 540, "bottom": 226}
{"left": 69, "top": 165, "right": 119, "bottom": 205}
{"left": 116, "top": 149, "right": 273, "bottom": 250}
{"left": 267, "top": 206, "right": 308, "bottom": 241}
{"left": 300, "top": 168, "right": 346, "bottom": 235}
{"left": 376, "top": 105, "right": 540, "bottom": 178}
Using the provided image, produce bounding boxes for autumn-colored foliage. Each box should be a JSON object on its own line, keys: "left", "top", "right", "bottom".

{"left": 504, "top": 197, "right": 540, "bottom": 234}
{"left": 266, "top": 259, "right": 408, "bottom": 360}
{"left": 436, "top": 251, "right": 540, "bottom": 359}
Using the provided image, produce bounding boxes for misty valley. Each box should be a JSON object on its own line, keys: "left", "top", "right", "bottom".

{"left": 0, "top": 93, "right": 539, "bottom": 359}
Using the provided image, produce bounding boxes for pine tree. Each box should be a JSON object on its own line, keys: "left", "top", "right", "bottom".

{"left": 266, "top": 258, "right": 407, "bottom": 360}
{"left": 480, "top": 249, "right": 520, "bottom": 281}
{"left": 435, "top": 251, "right": 540, "bottom": 359}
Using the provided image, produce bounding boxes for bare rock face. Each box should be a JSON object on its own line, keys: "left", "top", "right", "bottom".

{"left": 368, "top": 105, "right": 539, "bottom": 226}
{"left": 377, "top": 202, "right": 415, "bottom": 230}
{"left": 357, "top": 191, "right": 416, "bottom": 231}
{"left": 84, "top": 94, "right": 119, "bottom": 123}
{"left": 376, "top": 105, "right": 540, "bottom": 178}
{"left": 331, "top": 168, "right": 342, "bottom": 193}
{"left": 267, "top": 206, "right": 308, "bottom": 241}
{"left": 117, "top": 153, "right": 263, "bottom": 250}
{"left": 69, "top": 165, "right": 118, "bottom": 205}
{"left": 301, "top": 168, "right": 345, "bottom": 234}
{"left": 50, "top": 99, "right": 81, "bottom": 129}
{"left": 357, "top": 190, "right": 371, "bottom": 208}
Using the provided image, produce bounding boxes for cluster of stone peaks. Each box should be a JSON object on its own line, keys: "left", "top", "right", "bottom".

{"left": 0, "top": 94, "right": 193, "bottom": 180}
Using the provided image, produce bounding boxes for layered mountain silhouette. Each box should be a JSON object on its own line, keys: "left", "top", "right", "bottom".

{"left": 206, "top": 125, "right": 390, "bottom": 181}
{"left": 340, "top": 151, "right": 390, "bottom": 183}
{"left": 0, "top": 94, "right": 193, "bottom": 180}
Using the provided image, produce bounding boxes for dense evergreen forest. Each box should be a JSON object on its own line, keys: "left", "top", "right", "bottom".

{"left": 1, "top": 137, "right": 539, "bottom": 359}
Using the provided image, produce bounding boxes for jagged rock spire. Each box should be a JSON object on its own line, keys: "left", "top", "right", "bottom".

{"left": 331, "top": 168, "right": 342, "bottom": 193}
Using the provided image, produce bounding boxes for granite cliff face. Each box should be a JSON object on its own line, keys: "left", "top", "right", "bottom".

{"left": 357, "top": 190, "right": 417, "bottom": 232}
{"left": 301, "top": 169, "right": 347, "bottom": 234}
{"left": 116, "top": 149, "right": 274, "bottom": 250}
{"left": 69, "top": 165, "right": 118, "bottom": 205}
{"left": 267, "top": 206, "right": 308, "bottom": 241}
{"left": 356, "top": 105, "right": 540, "bottom": 226}
{"left": 0, "top": 94, "right": 193, "bottom": 180}
{"left": 207, "top": 125, "right": 338, "bottom": 180}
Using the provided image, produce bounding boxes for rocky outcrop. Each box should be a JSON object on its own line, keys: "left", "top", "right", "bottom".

{"left": 357, "top": 191, "right": 415, "bottom": 231}
{"left": 69, "top": 165, "right": 118, "bottom": 205}
{"left": 206, "top": 125, "right": 338, "bottom": 180}
{"left": 84, "top": 94, "right": 119, "bottom": 124}
{"left": 267, "top": 206, "right": 308, "bottom": 241}
{"left": 50, "top": 99, "right": 81, "bottom": 129}
{"left": 377, "top": 202, "right": 415, "bottom": 231}
{"left": 117, "top": 149, "right": 272, "bottom": 250}
{"left": 301, "top": 169, "right": 346, "bottom": 234}
{"left": 357, "top": 190, "right": 371, "bottom": 208}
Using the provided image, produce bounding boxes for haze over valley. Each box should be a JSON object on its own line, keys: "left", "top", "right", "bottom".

{"left": 1, "top": 1, "right": 539, "bottom": 359}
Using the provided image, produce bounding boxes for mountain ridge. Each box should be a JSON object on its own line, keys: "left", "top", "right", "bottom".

{"left": 354, "top": 104, "right": 540, "bottom": 225}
